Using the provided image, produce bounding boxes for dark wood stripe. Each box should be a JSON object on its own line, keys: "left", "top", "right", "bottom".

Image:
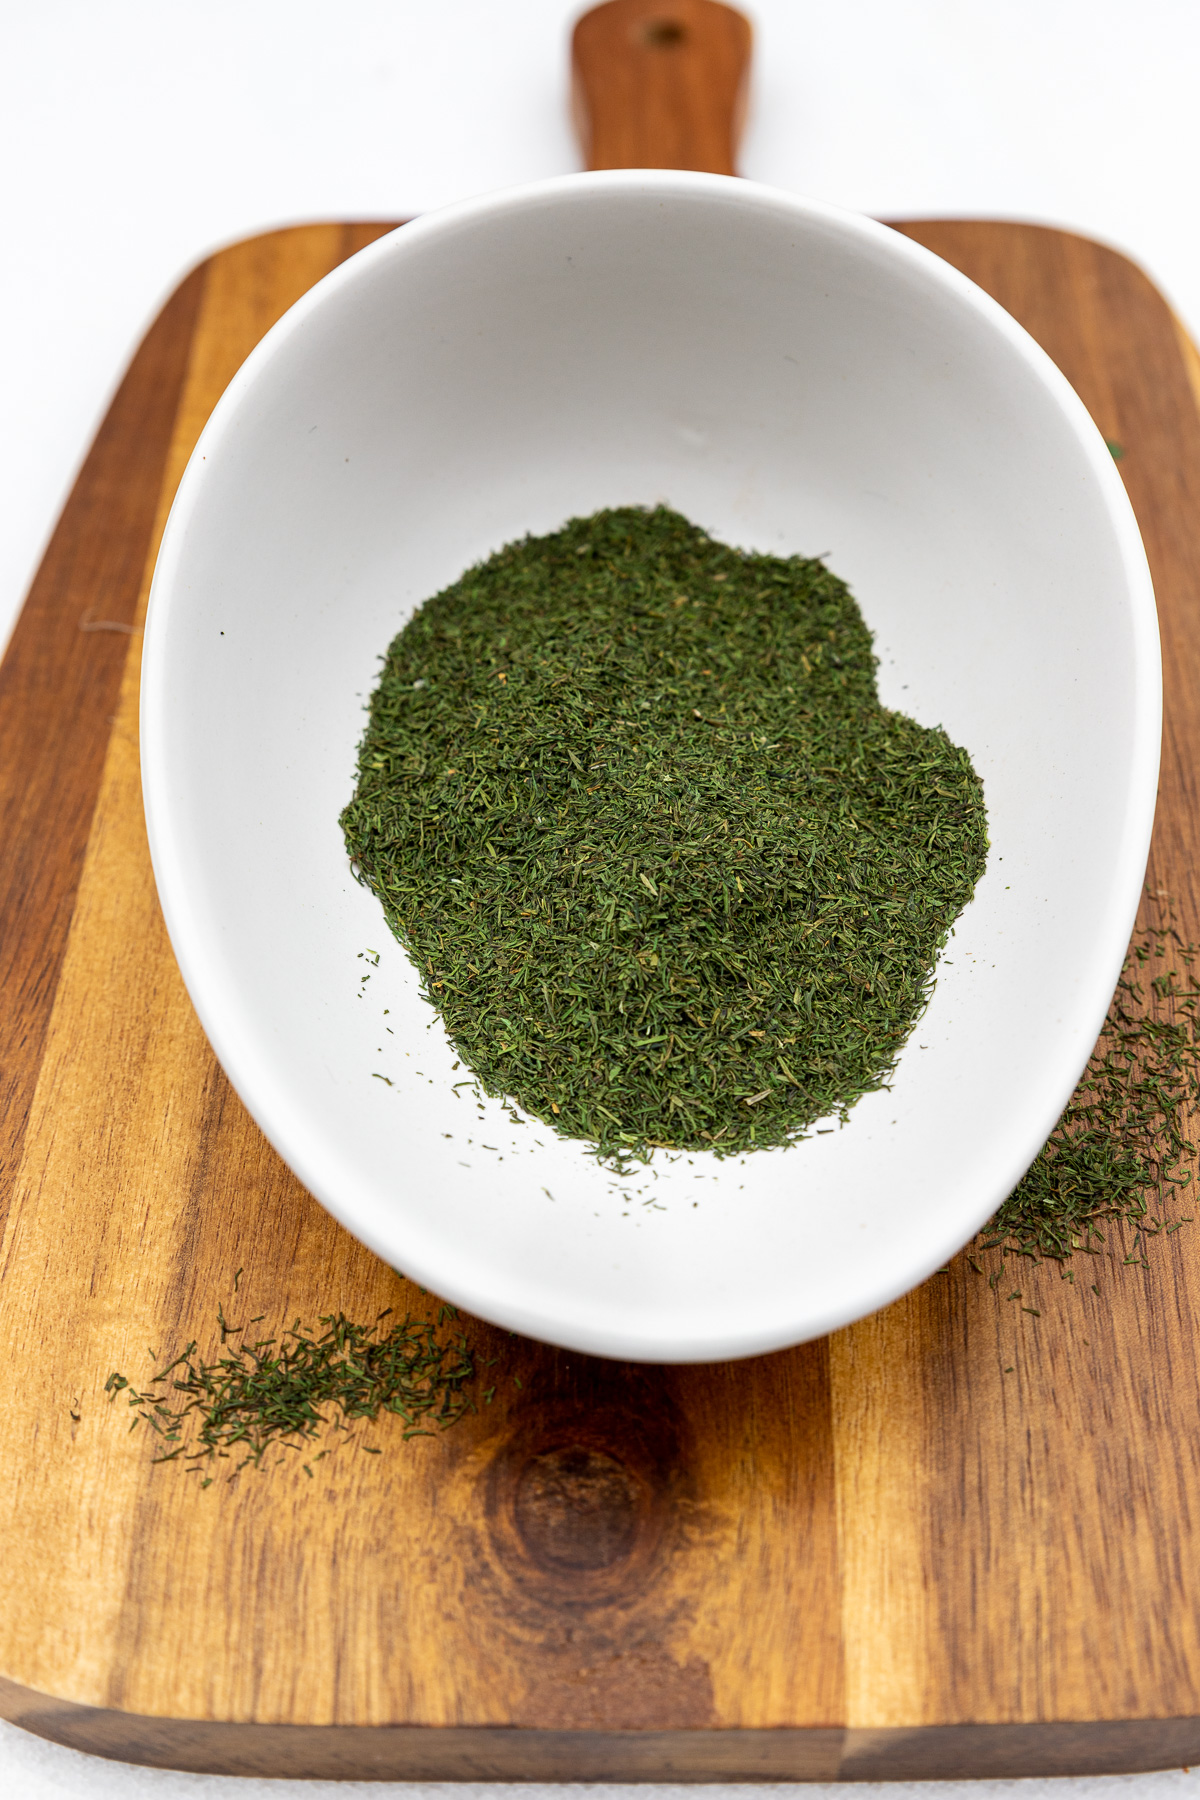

{"left": 0, "top": 260, "right": 208, "bottom": 1231}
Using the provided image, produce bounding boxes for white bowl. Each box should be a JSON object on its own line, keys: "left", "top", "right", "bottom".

{"left": 142, "top": 171, "right": 1159, "bottom": 1363}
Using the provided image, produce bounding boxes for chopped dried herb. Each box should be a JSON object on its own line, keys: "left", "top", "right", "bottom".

{"left": 981, "top": 912, "right": 1198, "bottom": 1266}
{"left": 342, "top": 506, "right": 988, "bottom": 1162}
{"left": 106, "top": 1306, "right": 474, "bottom": 1477}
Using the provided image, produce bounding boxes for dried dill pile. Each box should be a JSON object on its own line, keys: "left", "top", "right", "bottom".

{"left": 342, "top": 506, "right": 988, "bottom": 1160}
{"left": 980, "top": 918, "right": 1198, "bottom": 1267}
{"left": 106, "top": 1306, "right": 474, "bottom": 1480}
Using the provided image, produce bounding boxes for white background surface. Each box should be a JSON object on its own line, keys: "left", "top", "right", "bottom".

{"left": 2, "top": 1, "right": 1199, "bottom": 1794}
{"left": 1, "top": 1741, "right": 1198, "bottom": 1800}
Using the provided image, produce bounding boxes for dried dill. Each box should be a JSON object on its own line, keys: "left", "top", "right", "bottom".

{"left": 105, "top": 1307, "right": 474, "bottom": 1476}
{"left": 342, "top": 506, "right": 988, "bottom": 1161}
{"left": 980, "top": 916, "right": 1199, "bottom": 1267}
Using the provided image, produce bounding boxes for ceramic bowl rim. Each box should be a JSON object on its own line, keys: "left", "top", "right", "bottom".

{"left": 141, "top": 170, "right": 1161, "bottom": 1362}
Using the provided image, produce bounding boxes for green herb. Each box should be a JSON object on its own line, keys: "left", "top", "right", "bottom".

{"left": 106, "top": 1306, "right": 474, "bottom": 1477}
{"left": 341, "top": 506, "right": 988, "bottom": 1162}
{"left": 981, "top": 911, "right": 1199, "bottom": 1266}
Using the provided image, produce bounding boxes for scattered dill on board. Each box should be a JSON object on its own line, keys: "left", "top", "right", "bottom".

{"left": 105, "top": 1306, "right": 474, "bottom": 1480}
{"left": 976, "top": 910, "right": 1198, "bottom": 1275}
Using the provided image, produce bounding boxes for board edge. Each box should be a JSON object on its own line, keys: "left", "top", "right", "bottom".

{"left": 3, "top": 1675, "right": 1198, "bottom": 1782}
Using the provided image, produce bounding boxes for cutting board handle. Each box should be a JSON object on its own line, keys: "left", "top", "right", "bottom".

{"left": 571, "top": 0, "right": 752, "bottom": 176}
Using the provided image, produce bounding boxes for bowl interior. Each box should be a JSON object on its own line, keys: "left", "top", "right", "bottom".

{"left": 142, "top": 172, "right": 1158, "bottom": 1361}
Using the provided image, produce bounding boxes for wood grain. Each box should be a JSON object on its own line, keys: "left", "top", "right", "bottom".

{"left": 0, "top": 262, "right": 204, "bottom": 1241}
{"left": 836, "top": 222, "right": 1200, "bottom": 1746}
{"left": 572, "top": 0, "right": 751, "bottom": 175}
{"left": 2, "top": 218, "right": 1200, "bottom": 1780}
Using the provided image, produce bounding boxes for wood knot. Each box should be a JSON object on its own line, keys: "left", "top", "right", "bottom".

{"left": 514, "top": 1445, "right": 639, "bottom": 1571}
{"left": 482, "top": 1385, "right": 691, "bottom": 1609}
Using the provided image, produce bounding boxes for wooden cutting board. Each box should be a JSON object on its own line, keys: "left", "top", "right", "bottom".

{"left": 5, "top": 7, "right": 1200, "bottom": 1777}
{"left": 1, "top": 211, "right": 1198, "bottom": 1789}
